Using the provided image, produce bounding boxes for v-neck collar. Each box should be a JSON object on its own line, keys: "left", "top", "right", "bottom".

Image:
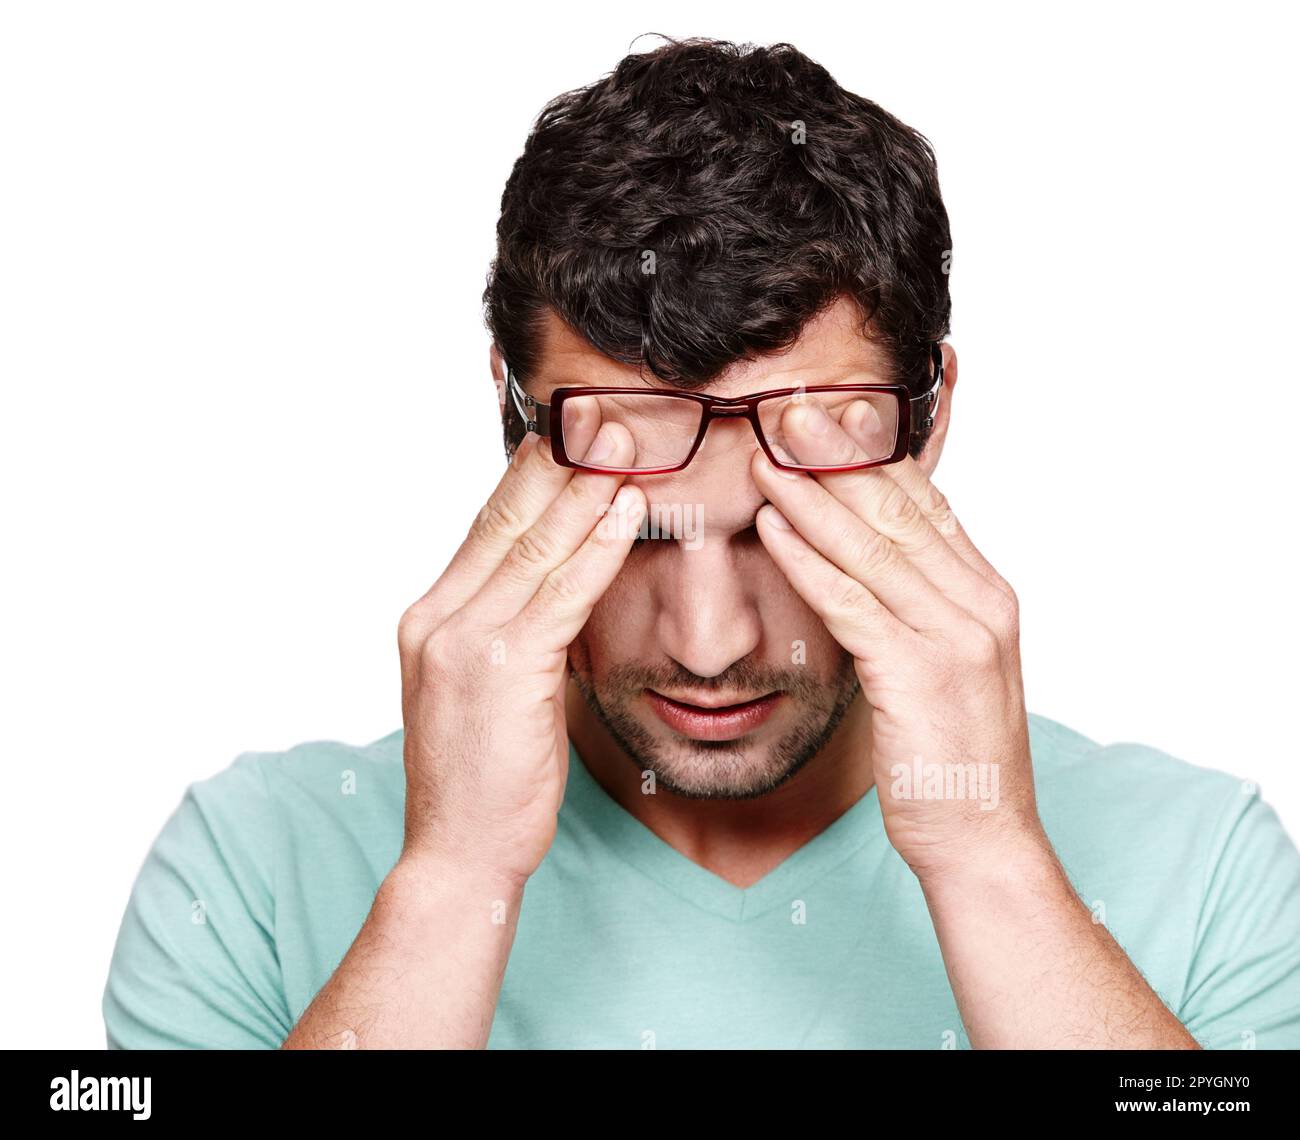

{"left": 560, "top": 741, "right": 887, "bottom": 922}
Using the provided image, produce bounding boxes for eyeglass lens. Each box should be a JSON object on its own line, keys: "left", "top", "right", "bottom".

{"left": 558, "top": 389, "right": 900, "bottom": 471}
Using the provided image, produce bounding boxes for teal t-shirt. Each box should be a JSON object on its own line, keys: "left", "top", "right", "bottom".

{"left": 103, "top": 712, "right": 1300, "bottom": 1049}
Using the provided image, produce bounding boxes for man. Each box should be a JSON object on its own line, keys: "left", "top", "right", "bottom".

{"left": 104, "top": 37, "right": 1300, "bottom": 1050}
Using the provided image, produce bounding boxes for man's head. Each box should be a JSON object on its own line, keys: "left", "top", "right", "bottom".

{"left": 482, "top": 38, "right": 955, "bottom": 799}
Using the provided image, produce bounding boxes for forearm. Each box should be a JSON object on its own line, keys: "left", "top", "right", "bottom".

{"left": 918, "top": 834, "right": 1199, "bottom": 1049}
{"left": 282, "top": 855, "right": 525, "bottom": 1049}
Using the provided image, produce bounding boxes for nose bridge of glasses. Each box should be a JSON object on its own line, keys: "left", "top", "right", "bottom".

{"left": 694, "top": 400, "right": 764, "bottom": 462}
{"left": 704, "top": 400, "right": 752, "bottom": 418}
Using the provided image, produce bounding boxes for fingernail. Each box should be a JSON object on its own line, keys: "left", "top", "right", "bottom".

{"left": 765, "top": 454, "right": 803, "bottom": 480}
{"left": 622, "top": 492, "right": 645, "bottom": 528}
{"left": 801, "top": 403, "right": 829, "bottom": 436}
{"left": 586, "top": 425, "right": 615, "bottom": 464}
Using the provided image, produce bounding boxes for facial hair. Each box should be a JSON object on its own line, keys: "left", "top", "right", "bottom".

{"left": 568, "top": 653, "right": 861, "bottom": 800}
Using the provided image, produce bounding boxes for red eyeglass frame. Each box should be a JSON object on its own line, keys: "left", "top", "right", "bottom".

{"left": 508, "top": 342, "right": 943, "bottom": 475}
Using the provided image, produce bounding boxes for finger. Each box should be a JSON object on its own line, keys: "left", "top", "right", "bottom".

{"left": 560, "top": 395, "right": 602, "bottom": 464}
{"left": 825, "top": 402, "right": 1013, "bottom": 599}
{"left": 559, "top": 391, "right": 686, "bottom": 471}
{"left": 510, "top": 484, "right": 647, "bottom": 650}
{"left": 419, "top": 430, "right": 574, "bottom": 619}
{"left": 463, "top": 422, "right": 638, "bottom": 624}
{"left": 417, "top": 411, "right": 633, "bottom": 630}
{"left": 754, "top": 502, "right": 914, "bottom": 662}
{"left": 768, "top": 396, "right": 880, "bottom": 468}
{"left": 751, "top": 453, "right": 969, "bottom": 633}
{"left": 878, "top": 454, "right": 1015, "bottom": 597}
{"left": 754, "top": 450, "right": 1004, "bottom": 620}
{"left": 556, "top": 397, "right": 641, "bottom": 469}
{"left": 768, "top": 392, "right": 993, "bottom": 597}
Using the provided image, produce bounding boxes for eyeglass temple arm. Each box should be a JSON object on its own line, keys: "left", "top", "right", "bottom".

{"left": 507, "top": 370, "right": 552, "bottom": 436}
{"left": 910, "top": 343, "right": 945, "bottom": 432}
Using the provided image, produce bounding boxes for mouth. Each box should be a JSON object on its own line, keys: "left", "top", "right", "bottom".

{"left": 643, "top": 688, "right": 782, "bottom": 742}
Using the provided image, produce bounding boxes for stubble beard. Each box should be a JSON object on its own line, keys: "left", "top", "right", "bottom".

{"left": 568, "top": 654, "right": 861, "bottom": 801}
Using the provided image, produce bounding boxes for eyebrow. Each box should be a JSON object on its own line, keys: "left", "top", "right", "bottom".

{"left": 522, "top": 365, "right": 887, "bottom": 396}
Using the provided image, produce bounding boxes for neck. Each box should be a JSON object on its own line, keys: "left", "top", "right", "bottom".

{"left": 564, "top": 680, "right": 874, "bottom": 889}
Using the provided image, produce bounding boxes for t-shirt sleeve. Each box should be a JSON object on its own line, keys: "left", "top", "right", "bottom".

{"left": 102, "top": 753, "right": 293, "bottom": 1049}
{"left": 1179, "top": 785, "right": 1300, "bottom": 1049}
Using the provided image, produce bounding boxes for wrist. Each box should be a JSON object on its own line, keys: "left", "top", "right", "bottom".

{"left": 385, "top": 849, "right": 530, "bottom": 910}
{"left": 913, "top": 821, "right": 1062, "bottom": 902}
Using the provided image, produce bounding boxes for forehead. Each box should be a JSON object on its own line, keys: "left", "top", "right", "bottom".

{"left": 530, "top": 295, "right": 892, "bottom": 398}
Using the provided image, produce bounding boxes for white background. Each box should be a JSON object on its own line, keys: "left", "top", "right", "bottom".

{"left": 2, "top": 1, "right": 1296, "bottom": 1048}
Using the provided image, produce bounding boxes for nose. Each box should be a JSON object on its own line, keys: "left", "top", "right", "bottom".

{"left": 629, "top": 417, "right": 767, "bottom": 678}
{"left": 653, "top": 537, "right": 763, "bottom": 678}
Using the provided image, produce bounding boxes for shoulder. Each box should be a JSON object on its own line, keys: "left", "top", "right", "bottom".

{"left": 188, "top": 728, "right": 406, "bottom": 825}
{"left": 1024, "top": 709, "right": 1280, "bottom": 936}
{"left": 1027, "top": 710, "right": 1252, "bottom": 840}
{"left": 104, "top": 729, "right": 409, "bottom": 1048}
{"left": 162, "top": 729, "right": 407, "bottom": 897}
{"left": 1025, "top": 712, "right": 1300, "bottom": 1041}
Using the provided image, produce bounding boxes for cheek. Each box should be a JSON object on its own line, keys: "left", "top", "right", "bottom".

{"left": 573, "top": 543, "right": 845, "bottom": 681}
{"left": 571, "top": 556, "right": 659, "bottom": 671}
{"left": 744, "top": 556, "right": 847, "bottom": 677}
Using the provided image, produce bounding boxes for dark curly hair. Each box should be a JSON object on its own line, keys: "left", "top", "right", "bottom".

{"left": 483, "top": 36, "right": 952, "bottom": 459}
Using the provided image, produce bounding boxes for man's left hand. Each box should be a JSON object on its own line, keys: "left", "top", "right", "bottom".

{"left": 752, "top": 443, "right": 1047, "bottom": 884}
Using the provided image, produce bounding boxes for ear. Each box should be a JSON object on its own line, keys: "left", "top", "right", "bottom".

{"left": 493, "top": 343, "right": 528, "bottom": 462}
{"left": 490, "top": 343, "right": 508, "bottom": 413}
{"left": 916, "top": 342, "right": 957, "bottom": 477}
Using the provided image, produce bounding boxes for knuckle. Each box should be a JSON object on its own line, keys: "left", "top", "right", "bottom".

{"left": 397, "top": 603, "right": 423, "bottom": 651}
{"left": 876, "top": 486, "right": 920, "bottom": 532}
{"left": 417, "top": 621, "right": 500, "bottom": 696}
{"left": 851, "top": 529, "right": 894, "bottom": 577}
{"left": 398, "top": 599, "right": 438, "bottom": 657}
{"left": 993, "top": 586, "right": 1020, "bottom": 638}
{"left": 474, "top": 497, "right": 526, "bottom": 542}
{"left": 540, "top": 565, "right": 584, "bottom": 606}
{"left": 957, "top": 621, "right": 1001, "bottom": 667}
{"left": 418, "top": 629, "right": 451, "bottom": 674}
{"left": 923, "top": 484, "right": 952, "bottom": 514}
{"left": 509, "top": 527, "right": 554, "bottom": 571}
{"left": 993, "top": 571, "right": 1018, "bottom": 601}
{"left": 419, "top": 623, "right": 468, "bottom": 676}
{"left": 562, "top": 470, "right": 607, "bottom": 509}
{"left": 923, "top": 487, "right": 959, "bottom": 535}
{"left": 831, "top": 575, "right": 871, "bottom": 615}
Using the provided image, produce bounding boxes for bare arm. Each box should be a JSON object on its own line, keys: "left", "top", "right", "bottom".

{"left": 283, "top": 418, "right": 644, "bottom": 1049}
{"left": 750, "top": 386, "right": 1197, "bottom": 1048}
{"left": 919, "top": 832, "right": 1197, "bottom": 1049}
{"left": 282, "top": 857, "right": 523, "bottom": 1049}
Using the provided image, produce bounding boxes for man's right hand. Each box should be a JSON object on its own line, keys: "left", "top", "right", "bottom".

{"left": 283, "top": 418, "right": 642, "bottom": 1049}
{"left": 395, "top": 424, "right": 644, "bottom": 888}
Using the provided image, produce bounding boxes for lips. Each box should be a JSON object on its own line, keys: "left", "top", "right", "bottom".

{"left": 644, "top": 689, "right": 781, "bottom": 742}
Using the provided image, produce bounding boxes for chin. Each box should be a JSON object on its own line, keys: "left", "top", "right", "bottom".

{"left": 571, "top": 657, "right": 861, "bottom": 801}
{"left": 625, "top": 724, "right": 816, "bottom": 801}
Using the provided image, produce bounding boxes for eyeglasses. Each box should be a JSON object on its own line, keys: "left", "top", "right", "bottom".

{"left": 506, "top": 343, "right": 943, "bottom": 475}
